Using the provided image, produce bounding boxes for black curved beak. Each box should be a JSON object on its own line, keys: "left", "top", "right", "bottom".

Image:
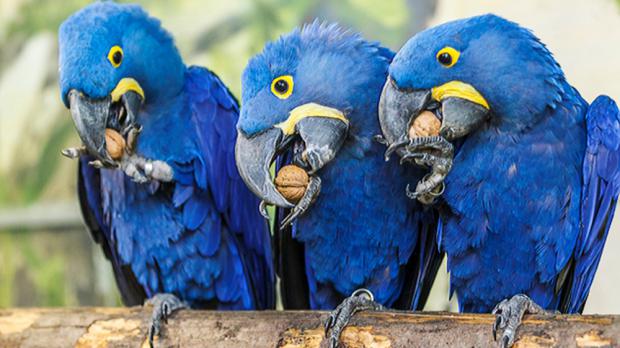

{"left": 378, "top": 77, "right": 489, "bottom": 151}
{"left": 235, "top": 105, "right": 349, "bottom": 208}
{"left": 67, "top": 87, "right": 143, "bottom": 166}
{"left": 235, "top": 128, "right": 294, "bottom": 208}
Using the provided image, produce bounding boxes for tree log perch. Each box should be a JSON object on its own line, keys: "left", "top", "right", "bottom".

{"left": 0, "top": 308, "right": 617, "bottom": 348}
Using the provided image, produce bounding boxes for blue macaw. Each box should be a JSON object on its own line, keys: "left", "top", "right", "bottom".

{"left": 58, "top": 2, "right": 274, "bottom": 344}
{"left": 378, "top": 14, "right": 620, "bottom": 347}
{"left": 234, "top": 22, "right": 442, "bottom": 347}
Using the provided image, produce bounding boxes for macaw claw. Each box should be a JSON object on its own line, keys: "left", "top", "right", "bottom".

{"left": 280, "top": 175, "right": 321, "bottom": 229}
{"left": 398, "top": 136, "right": 454, "bottom": 204}
{"left": 119, "top": 154, "right": 174, "bottom": 183}
{"left": 324, "top": 288, "right": 385, "bottom": 348}
{"left": 147, "top": 293, "right": 188, "bottom": 348}
{"left": 61, "top": 146, "right": 88, "bottom": 159}
{"left": 492, "top": 294, "right": 553, "bottom": 348}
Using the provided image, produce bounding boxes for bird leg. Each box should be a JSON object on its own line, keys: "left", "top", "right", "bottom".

{"left": 324, "top": 288, "right": 385, "bottom": 348}
{"left": 119, "top": 153, "right": 174, "bottom": 184}
{"left": 280, "top": 175, "right": 321, "bottom": 229}
{"left": 146, "top": 293, "right": 188, "bottom": 348}
{"left": 400, "top": 136, "right": 454, "bottom": 204}
{"left": 492, "top": 294, "right": 556, "bottom": 348}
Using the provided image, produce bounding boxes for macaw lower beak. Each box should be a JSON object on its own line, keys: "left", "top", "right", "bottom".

{"left": 235, "top": 103, "right": 349, "bottom": 208}
{"left": 378, "top": 77, "right": 489, "bottom": 153}
{"left": 67, "top": 78, "right": 144, "bottom": 166}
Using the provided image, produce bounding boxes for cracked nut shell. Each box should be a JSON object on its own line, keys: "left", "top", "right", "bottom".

{"left": 274, "top": 165, "right": 309, "bottom": 204}
{"left": 105, "top": 128, "right": 126, "bottom": 160}
{"left": 409, "top": 110, "right": 441, "bottom": 138}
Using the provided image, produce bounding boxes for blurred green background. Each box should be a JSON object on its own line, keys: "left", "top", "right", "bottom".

{"left": 0, "top": 0, "right": 437, "bottom": 307}
{"left": 0, "top": 0, "right": 619, "bottom": 312}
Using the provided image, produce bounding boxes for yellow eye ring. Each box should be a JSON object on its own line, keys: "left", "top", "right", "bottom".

{"left": 436, "top": 47, "right": 460, "bottom": 68}
{"left": 271, "top": 75, "right": 294, "bottom": 99}
{"left": 107, "top": 45, "right": 124, "bottom": 68}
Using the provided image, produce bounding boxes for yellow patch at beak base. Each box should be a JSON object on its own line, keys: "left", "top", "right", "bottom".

{"left": 431, "top": 81, "right": 489, "bottom": 109}
{"left": 275, "top": 103, "right": 348, "bottom": 135}
{"left": 111, "top": 78, "right": 145, "bottom": 102}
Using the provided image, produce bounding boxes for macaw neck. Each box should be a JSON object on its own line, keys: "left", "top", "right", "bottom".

{"left": 140, "top": 89, "right": 186, "bottom": 123}
{"left": 135, "top": 86, "right": 193, "bottom": 161}
{"left": 342, "top": 108, "right": 382, "bottom": 157}
{"left": 490, "top": 81, "right": 587, "bottom": 133}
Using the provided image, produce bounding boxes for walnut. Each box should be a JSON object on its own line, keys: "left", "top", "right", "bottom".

{"left": 274, "top": 165, "right": 309, "bottom": 204}
{"left": 409, "top": 110, "right": 442, "bottom": 138}
{"left": 105, "top": 128, "right": 126, "bottom": 160}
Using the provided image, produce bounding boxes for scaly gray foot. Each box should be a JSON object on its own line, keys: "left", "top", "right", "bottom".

{"left": 492, "top": 294, "right": 553, "bottom": 348}
{"left": 120, "top": 154, "right": 174, "bottom": 184}
{"left": 280, "top": 176, "right": 321, "bottom": 228}
{"left": 147, "top": 293, "right": 188, "bottom": 348}
{"left": 324, "top": 289, "right": 384, "bottom": 348}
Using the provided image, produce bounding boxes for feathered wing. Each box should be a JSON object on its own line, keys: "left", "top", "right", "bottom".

{"left": 184, "top": 66, "right": 275, "bottom": 309}
{"left": 394, "top": 209, "right": 444, "bottom": 310}
{"left": 77, "top": 157, "right": 146, "bottom": 306}
{"left": 561, "top": 95, "right": 620, "bottom": 313}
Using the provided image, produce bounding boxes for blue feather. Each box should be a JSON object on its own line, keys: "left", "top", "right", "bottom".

{"left": 241, "top": 21, "right": 442, "bottom": 310}
{"left": 59, "top": 2, "right": 274, "bottom": 309}
{"left": 389, "top": 14, "right": 620, "bottom": 313}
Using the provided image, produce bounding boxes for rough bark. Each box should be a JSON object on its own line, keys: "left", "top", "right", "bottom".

{"left": 0, "top": 307, "right": 617, "bottom": 347}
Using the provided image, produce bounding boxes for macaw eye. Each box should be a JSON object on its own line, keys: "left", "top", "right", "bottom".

{"left": 107, "top": 46, "right": 124, "bottom": 68}
{"left": 436, "top": 47, "right": 460, "bottom": 68}
{"left": 271, "top": 75, "right": 294, "bottom": 99}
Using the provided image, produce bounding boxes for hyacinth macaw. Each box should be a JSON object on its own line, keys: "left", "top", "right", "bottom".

{"left": 234, "top": 21, "right": 442, "bottom": 347}
{"left": 378, "top": 14, "right": 620, "bottom": 347}
{"left": 58, "top": 2, "right": 274, "bottom": 344}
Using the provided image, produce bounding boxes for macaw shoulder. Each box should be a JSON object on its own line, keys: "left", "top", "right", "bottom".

{"left": 586, "top": 95, "right": 620, "bottom": 151}
{"left": 185, "top": 66, "right": 239, "bottom": 113}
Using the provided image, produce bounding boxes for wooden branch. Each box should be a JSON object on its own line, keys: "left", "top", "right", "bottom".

{"left": 0, "top": 307, "right": 617, "bottom": 348}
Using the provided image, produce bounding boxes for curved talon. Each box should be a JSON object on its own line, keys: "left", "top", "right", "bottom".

{"left": 280, "top": 176, "right": 321, "bottom": 229}
{"left": 351, "top": 288, "right": 374, "bottom": 301}
{"left": 384, "top": 138, "right": 409, "bottom": 161}
{"left": 400, "top": 152, "right": 438, "bottom": 166}
{"left": 491, "top": 294, "right": 547, "bottom": 348}
{"left": 430, "top": 182, "right": 445, "bottom": 197}
{"left": 324, "top": 289, "right": 384, "bottom": 348}
{"left": 89, "top": 160, "right": 105, "bottom": 169}
{"left": 147, "top": 293, "right": 188, "bottom": 348}
{"left": 373, "top": 134, "right": 387, "bottom": 145}
{"left": 493, "top": 315, "right": 502, "bottom": 341}
{"left": 259, "top": 201, "right": 270, "bottom": 220}
{"left": 405, "top": 183, "right": 417, "bottom": 200}
{"left": 61, "top": 146, "right": 87, "bottom": 159}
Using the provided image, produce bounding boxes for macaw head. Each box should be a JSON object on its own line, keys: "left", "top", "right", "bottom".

{"left": 235, "top": 21, "right": 392, "bottom": 208}
{"left": 379, "top": 14, "right": 566, "bottom": 153}
{"left": 58, "top": 2, "right": 184, "bottom": 165}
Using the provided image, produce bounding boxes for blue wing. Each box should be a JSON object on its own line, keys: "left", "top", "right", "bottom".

{"left": 563, "top": 95, "right": 620, "bottom": 313}
{"left": 77, "top": 157, "right": 146, "bottom": 305}
{"left": 184, "top": 66, "right": 275, "bottom": 309}
{"left": 403, "top": 208, "right": 443, "bottom": 310}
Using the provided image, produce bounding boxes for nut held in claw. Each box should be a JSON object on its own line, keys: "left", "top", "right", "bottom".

{"left": 274, "top": 165, "right": 309, "bottom": 204}
{"left": 409, "top": 110, "right": 442, "bottom": 138}
{"left": 105, "top": 128, "right": 126, "bottom": 160}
